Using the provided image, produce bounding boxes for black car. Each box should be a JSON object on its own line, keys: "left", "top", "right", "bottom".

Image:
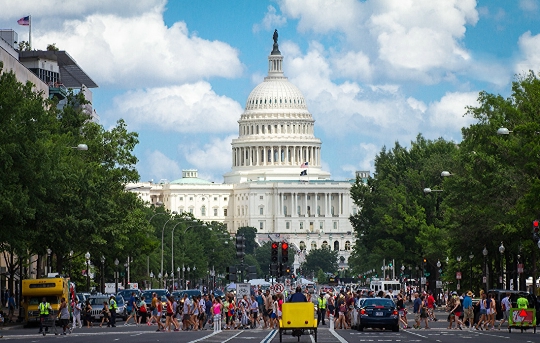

{"left": 358, "top": 298, "right": 399, "bottom": 332}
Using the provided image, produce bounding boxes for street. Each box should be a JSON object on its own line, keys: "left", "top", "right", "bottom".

{"left": 1, "top": 314, "right": 538, "bottom": 343}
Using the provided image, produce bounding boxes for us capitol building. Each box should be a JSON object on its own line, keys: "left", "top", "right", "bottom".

{"left": 128, "top": 34, "right": 368, "bottom": 270}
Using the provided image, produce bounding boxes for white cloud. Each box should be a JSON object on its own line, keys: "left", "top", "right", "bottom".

{"left": 34, "top": 9, "right": 243, "bottom": 88}
{"left": 181, "top": 135, "right": 236, "bottom": 178}
{"left": 341, "top": 143, "right": 378, "bottom": 177}
{"left": 331, "top": 50, "right": 372, "bottom": 82}
{"left": 516, "top": 31, "right": 540, "bottom": 74}
{"left": 519, "top": 0, "right": 539, "bottom": 12}
{"left": 427, "top": 91, "right": 478, "bottom": 131}
{"left": 253, "top": 5, "right": 287, "bottom": 32}
{"left": 108, "top": 82, "right": 243, "bottom": 133}
{"left": 144, "top": 149, "right": 182, "bottom": 182}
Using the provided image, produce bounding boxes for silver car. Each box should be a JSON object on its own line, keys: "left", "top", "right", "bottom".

{"left": 87, "top": 295, "right": 126, "bottom": 322}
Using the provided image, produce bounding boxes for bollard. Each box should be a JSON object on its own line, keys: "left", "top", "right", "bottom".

{"left": 329, "top": 314, "right": 334, "bottom": 330}
{"left": 214, "top": 314, "right": 221, "bottom": 333}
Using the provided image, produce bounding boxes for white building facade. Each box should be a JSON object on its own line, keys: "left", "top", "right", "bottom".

{"left": 129, "top": 38, "right": 366, "bottom": 270}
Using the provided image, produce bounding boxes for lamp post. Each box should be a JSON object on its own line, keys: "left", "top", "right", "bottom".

{"left": 177, "top": 267, "right": 181, "bottom": 290}
{"left": 456, "top": 256, "right": 462, "bottom": 291}
{"left": 483, "top": 246, "right": 488, "bottom": 291}
{"left": 160, "top": 212, "right": 178, "bottom": 279}
{"left": 114, "top": 258, "right": 119, "bottom": 294}
{"left": 415, "top": 266, "right": 419, "bottom": 291}
{"left": 183, "top": 266, "right": 186, "bottom": 290}
{"left": 436, "top": 260, "right": 441, "bottom": 305}
{"left": 150, "top": 271, "right": 154, "bottom": 289}
{"left": 85, "top": 252, "right": 91, "bottom": 292}
{"left": 469, "top": 252, "right": 474, "bottom": 291}
{"left": 164, "top": 272, "right": 168, "bottom": 289}
{"left": 47, "top": 248, "right": 52, "bottom": 275}
{"left": 158, "top": 273, "right": 162, "bottom": 289}
{"left": 499, "top": 242, "right": 505, "bottom": 288}
{"left": 147, "top": 212, "right": 167, "bottom": 276}
{"left": 187, "top": 267, "right": 191, "bottom": 289}
{"left": 100, "top": 255, "right": 105, "bottom": 294}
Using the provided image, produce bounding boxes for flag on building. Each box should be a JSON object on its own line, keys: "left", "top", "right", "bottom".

{"left": 17, "top": 16, "right": 30, "bottom": 26}
{"left": 300, "top": 170, "right": 307, "bottom": 176}
{"left": 300, "top": 162, "right": 308, "bottom": 168}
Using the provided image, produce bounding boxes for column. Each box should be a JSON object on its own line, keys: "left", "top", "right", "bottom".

{"left": 338, "top": 193, "right": 342, "bottom": 216}
{"left": 315, "top": 193, "right": 318, "bottom": 217}
{"left": 280, "top": 193, "right": 283, "bottom": 215}
{"left": 304, "top": 192, "right": 308, "bottom": 217}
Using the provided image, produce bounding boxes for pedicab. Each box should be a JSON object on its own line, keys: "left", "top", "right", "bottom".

{"left": 508, "top": 307, "right": 536, "bottom": 333}
{"left": 279, "top": 302, "right": 318, "bottom": 342}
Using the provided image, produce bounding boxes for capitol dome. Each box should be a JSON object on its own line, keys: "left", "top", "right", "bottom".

{"left": 223, "top": 34, "right": 331, "bottom": 184}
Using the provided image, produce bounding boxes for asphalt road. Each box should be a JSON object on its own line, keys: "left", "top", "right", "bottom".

{"left": 1, "top": 314, "right": 538, "bottom": 342}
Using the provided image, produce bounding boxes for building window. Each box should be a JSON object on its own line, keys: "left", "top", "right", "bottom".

{"left": 189, "top": 208, "right": 193, "bottom": 214}
{"left": 284, "top": 195, "right": 287, "bottom": 200}
{"left": 201, "top": 206, "right": 206, "bottom": 216}
{"left": 320, "top": 222, "right": 324, "bottom": 230}
{"left": 202, "top": 197, "right": 205, "bottom": 201}
{"left": 317, "top": 206, "right": 320, "bottom": 216}
{"left": 310, "top": 222, "right": 314, "bottom": 231}
{"left": 259, "top": 222, "right": 264, "bottom": 230}
{"left": 307, "top": 206, "right": 311, "bottom": 216}
{"left": 334, "top": 241, "right": 339, "bottom": 251}
{"left": 214, "top": 208, "right": 218, "bottom": 216}
{"left": 297, "top": 206, "right": 301, "bottom": 215}
{"left": 333, "top": 222, "right": 338, "bottom": 229}
{"left": 300, "top": 222, "right": 304, "bottom": 230}
{"left": 322, "top": 241, "right": 328, "bottom": 249}
{"left": 345, "top": 241, "right": 351, "bottom": 251}
{"left": 286, "top": 222, "right": 290, "bottom": 229}
{"left": 331, "top": 206, "right": 335, "bottom": 215}
{"left": 260, "top": 196, "right": 264, "bottom": 200}
{"left": 242, "top": 208, "right": 245, "bottom": 216}
{"left": 284, "top": 206, "right": 288, "bottom": 216}
{"left": 307, "top": 195, "right": 311, "bottom": 200}
{"left": 214, "top": 197, "right": 217, "bottom": 201}
{"left": 224, "top": 197, "right": 227, "bottom": 201}
{"left": 224, "top": 209, "right": 228, "bottom": 216}
{"left": 317, "top": 195, "right": 320, "bottom": 200}
{"left": 259, "top": 207, "right": 264, "bottom": 215}
{"left": 179, "top": 197, "right": 183, "bottom": 201}
{"left": 311, "top": 241, "right": 317, "bottom": 250}
{"left": 190, "top": 197, "right": 193, "bottom": 201}
{"left": 299, "top": 241, "right": 306, "bottom": 250}
{"left": 353, "top": 207, "right": 357, "bottom": 215}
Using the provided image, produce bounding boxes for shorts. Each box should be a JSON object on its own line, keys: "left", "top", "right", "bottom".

{"left": 152, "top": 309, "right": 158, "bottom": 316}
{"left": 480, "top": 309, "right": 487, "bottom": 315}
{"left": 454, "top": 312, "right": 461, "bottom": 318}
{"left": 414, "top": 312, "right": 420, "bottom": 321}
{"left": 271, "top": 313, "right": 277, "bottom": 319}
{"left": 166, "top": 312, "right": 173, "bottom": 317}
{"left": 398, "top": 310, "right": 404, "bottom": 316}
{"left": 503, "top": 310, "right": 510, "bottom": 320}
{"left": 61, "top": 318, "right": 70, "bottom": 326}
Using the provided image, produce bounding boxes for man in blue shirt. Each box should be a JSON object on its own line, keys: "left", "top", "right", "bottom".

{"left": 124, "top": 292, "right": 138, "bottom": 325}
{"left": 289, "top": 286, "right": 308, "bottom": 302}
{"left": 413, "top": 293, "right": 422, "bottom": 329}
{"left": 462, "top": 291, "right": 473, "bottom": 328}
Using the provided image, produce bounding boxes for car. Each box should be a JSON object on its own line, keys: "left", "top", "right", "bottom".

{"left": 172, "top": 289, "right": 201, "bottom": 301}
{"left": 87, "top": 294, "right": 126, "bottom": 322}
{"left": 357, "top": 298, "right": 399, "bottom": 332}
{"left": 142, "top": 289, "right": 170, "bottom": 315}
{"left": 212, "top": 289, "right": 225, "bottom": 299}
{"left": 117, "top": 289, "right": 142, "bottom": 302}
{"left": 115, "top": 295, "right": 127, "bottom": 321}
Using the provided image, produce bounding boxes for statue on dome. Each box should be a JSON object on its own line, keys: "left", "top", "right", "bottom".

{"left": 273, "top": 29, "right": 278, "bottom": 44}
{"left": 271, "top": 29, "right": 280, "bottom": 55}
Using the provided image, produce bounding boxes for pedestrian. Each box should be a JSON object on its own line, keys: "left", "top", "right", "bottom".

{"left": 124, "top": 291, "right": 138, "bottom": 326}
{"left": 498, "top": 292, "right": 511, "bottom": 330}
{"left": 212, "top": 297, "right": 222, "bottom": 330}
{"left": 413, "top": 292, "right": 422, "bottom": 329}
{"left": 462, "top": 291, "right": 474, "bottom": 328}
{"left": 446, "top": 292, "right": 456, "bottom": 329}
{"left": 164, "top": 295, "right": 178, "bottom": 331}
{"left": 475, "top": 292, "right": 487, "bottom": 330}
{"left": 420, "top": 295, "right": 430, "bottom": 329}
{"left": 137, "top": 296, "right": 147, "bottom": 325}
{"left": 426, "top": 291, "right": 437, "bottom": 322}
{"left": 449, "top": 292, "right": 463, "bottom": 330}
{"left": 336, "top": 298, "right": 348, "bottom": 329}
{"left": 38, "top": 297, "right": 53, "bottom": 334}
{"left": 72, "top": 298, "right": 82, "bottom": 329}
{"left": 108, "top": 295, "right": 117, "bottom": 327}
{"left": 263, "top": 289, "right": 272, "bottom": 329}
{"left": 271, "top": 295, "right": 278, "bottom": 329}
{"left": 317, "top": 293, "right": 327, "bottom": 326}
{"left": 7, "top": 292, "right": 15, "bottom": 323}
{"left": 191, "top": 295, "right": 200, "bottom": 331}
{"left": 486, "top": 293, "right": 497, "bottom": 330}
{"left": 58, "top": 297, "right": 71, "bottom": 335}
{"left": 155, "top": 295, "right": 165, "bottom": 331}
{"left": 250, "top": 295, "right": 259, "bottom": 328}
{"left": 396, "top": 293, "right": 409, "bottom": 329}
{"left": 99, "top": 301, "right": 110, "bottom": 327}
{"left": 149, "top": 293, "right": 158, "bottom": 326}
{"left": 84, "top": 300, "right": 93, "bottom": 328}
{"left": 182, "top": 293, "right": 192, "bottom": 330}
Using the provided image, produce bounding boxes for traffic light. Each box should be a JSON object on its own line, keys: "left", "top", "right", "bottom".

{"left": 270, "top": 263, "right": 278, "bottom": 277}
{"left": 423, "top": 258, "right": 427, "bottom": 263}
{"left": 533, "top": 220, "right": 539, "bottom": 242}
{"left": 247, "top": 265, "right": 257, "bottom": 280}
{"left": 236, "top": 235, "right": 246, "bottom": 259}
{"left": 271, "top": 242, "right": 279, "bottom": 262}
{"left": 281, "top": 242, "right": 289, "bottom": 263}
{"left": 226, "top": 266, "right": 237, "bottom": 281}
{"left": 280, "top": 263, "right": 290, "bottom": 277}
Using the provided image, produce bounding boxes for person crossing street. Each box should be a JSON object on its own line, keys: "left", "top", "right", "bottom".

{"left": 317, "top": 293, "right": 327, "bottom": 325}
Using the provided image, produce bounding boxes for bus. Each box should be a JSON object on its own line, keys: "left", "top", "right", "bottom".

{"left": 369, "top": 280, "right": 402, "bottom": 297}
{"left": 22, "top": 277, "right": 72, "bottom": 325}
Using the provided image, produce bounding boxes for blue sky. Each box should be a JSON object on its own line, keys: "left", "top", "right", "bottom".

{"left": 1, "top": 0, "right": 540, "bottom": 183}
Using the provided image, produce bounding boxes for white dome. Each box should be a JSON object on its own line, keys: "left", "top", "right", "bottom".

{"left": 245, "top": 79, "right": 308, "bottom": 111}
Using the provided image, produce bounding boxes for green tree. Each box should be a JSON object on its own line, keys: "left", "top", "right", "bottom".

{"left": 301, "top": 247, "right": 338, "bottom": 275}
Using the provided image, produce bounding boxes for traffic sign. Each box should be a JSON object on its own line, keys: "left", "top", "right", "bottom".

{"left": 274, "top": 283, "right": 285, "bottom": 293}
{"left": 236, "top": 283, "right": 250, "bottom": 298}
{"left": 518, "top": 264, "right": 524, "bottom": 273}
{"left": 285, "top": 279, "right": 291, "bottom": 286}
{"left": 456, "top": 272, "right": 462, "bottom": 280}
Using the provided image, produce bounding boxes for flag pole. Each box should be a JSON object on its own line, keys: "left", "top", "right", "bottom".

{"left": 29, "top": 15, "right": 32, "bottom": 49}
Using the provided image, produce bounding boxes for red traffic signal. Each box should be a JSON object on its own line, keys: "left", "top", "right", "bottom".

{"left": 533, "top": 220, "right": 539, "bottom": 232}
{"left": 281, "top": 241, "right": 289, "bottom": 263}
{"left": 271, "top": 242, "right": 279, "bottom": 262}
{"left": 281, "top": 242, "right": 288, "bottom": 250}
{"left": 272, "top": 242, "right": 279, "bottom": 249}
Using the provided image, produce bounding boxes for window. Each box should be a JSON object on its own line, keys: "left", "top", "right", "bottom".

{"left": 311, "top": 241, "right": 317, "bottom": 249}
{"left": 334, "top": 241, "right": 339, "bottom": 251}
{"left": 284, "top": 206, "right": 288, "bottom": 216}
{"left": 259, "top": 207, "right": 264, "bottom": 215}
{"left": 333, "top": 222, "right": 338, "bottom": 229}
{"left": 307, "top": 206, "right": 311, "bottom": 216}
{"left": 214, "top": 208, "right": 218, "bottom": 216}
{"left": 189, "top": 208, "right": 193, "bottom": 214}
{"left": 317, "top": 195, "right": 320, "bottom": 200}
{"left": 353, "top": 207, "right": 357, "bottom": 215}
{"left": 331, "top": 206, "right": 335, "bottom": 215}
{"left": 284, "top": 195, "right": 287, "bottom": 200}
{"left": 299, "top": 241, "right": 306, "bottom": 250}
{"left": 224, "top": 197, "right": 227, "bottom": 201}
{"left": 345, "top": 241, "right": 351, "bottom": 251}
{"left": 190, "top": 197, "right": 193, "bottom": 201}
{"left": 214, "top": 197, "right": 217, "bottom": 201}
{"left": 317, "top": 206, "right": 320, "bottom": 216}
{"left": 286, "top": 222, "right": 290, "bottom": 229}
{"left": 242, "top": 208, "right": 245, "bottom": 216}
{"left": 224, "top": 209, "right": 228, "bottom": 216}
{"left": 259, "top": 222, "right": 264, "bottom": 230}
{"left": 322, "top": 241, "right": 328, "bottom": 248}
{"left": 297, "top": 206, "right": 301, "bottom": 215}
{"left": 202, "top": 197, "right": 205, "bottom": 201}
{"left": 310, "top": 222, "right": 314, "bottom": 231}
{"left": 307, "top": 195, "right": 311, "bottom": 200}
{"left": 300, "top": 222, "right": 304, "bottom": 230}
{"left": 260, "top": 196, "right": 264, "bottom": 200}
{"left": 201, "top": 206, "right": 206, "bottom": 216}
{"left": 319, "top": 222, "right": 324, "bottom": 230}
{"left": 179, "top": 197, "right": 184, "bottom": 201}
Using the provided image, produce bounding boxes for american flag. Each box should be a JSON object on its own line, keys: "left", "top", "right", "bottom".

{"left": 17, "top": 16, "right": 30, "bottom": 26}
{"left": 300, "top": 170, "right": 307, "bottom": 176}
{"left": 300, "top": 162, "right": 308, "bottom": 168}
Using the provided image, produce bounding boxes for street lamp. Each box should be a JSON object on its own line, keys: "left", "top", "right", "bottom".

{"left": 164, "top": 272, "right": 168, "bottom": 289}
{"left": 423, "top": 188, "right": 443, "bottom": 194}
{"left": 483, "top": 246, "right": 488, "bottom": 290}
{"left": 183, "top": 266, "right": 186, "bottom": 290}
{"left": 71, "top": 143, "right": 89, "bottom": 150}
{"left": 85, "top": 252, "right": 91, "bottom": 292}
{"left": 499, "top": 242, "right": 505, "bottom": 288}
{"left": 47, "top": 248, "right": 52, "bottom": 274}
{"left": 170, "top": 219, "right": 202, "bottom": 291}
{"left": 114, "top": 258, "right": 119, "bottom": 294}
{"left": 496, "top": 127, "right": 512, "bottom": 135}
{"left": 177, "top": 267, "right": 181, "bottom": 290}
{"left": 469, "top": 252, "right": 474, "bottom": 291}
{"left": 456, "top": 256, "right": 462, "bottom": 291}
{"left": 436, "top": 260, "right": 442, "bottom": 304}
{"left": 150, "top": 271, "right": 154, "bottom": 289}
{"left": 100, "top": 255, "right": 106, "bottom": 294}
{"left": 160, "top": 212, "right": 178, "bottom": 279}
{"left": 158, "top": 272, "right": 162, "bottom": 288}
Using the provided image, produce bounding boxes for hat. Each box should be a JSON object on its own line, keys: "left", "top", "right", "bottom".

{"left": 451, "top": 291, "right": 457, "bottom": 295}
{"left": 467, "top": 291, "right": 473, "bottom": 297}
